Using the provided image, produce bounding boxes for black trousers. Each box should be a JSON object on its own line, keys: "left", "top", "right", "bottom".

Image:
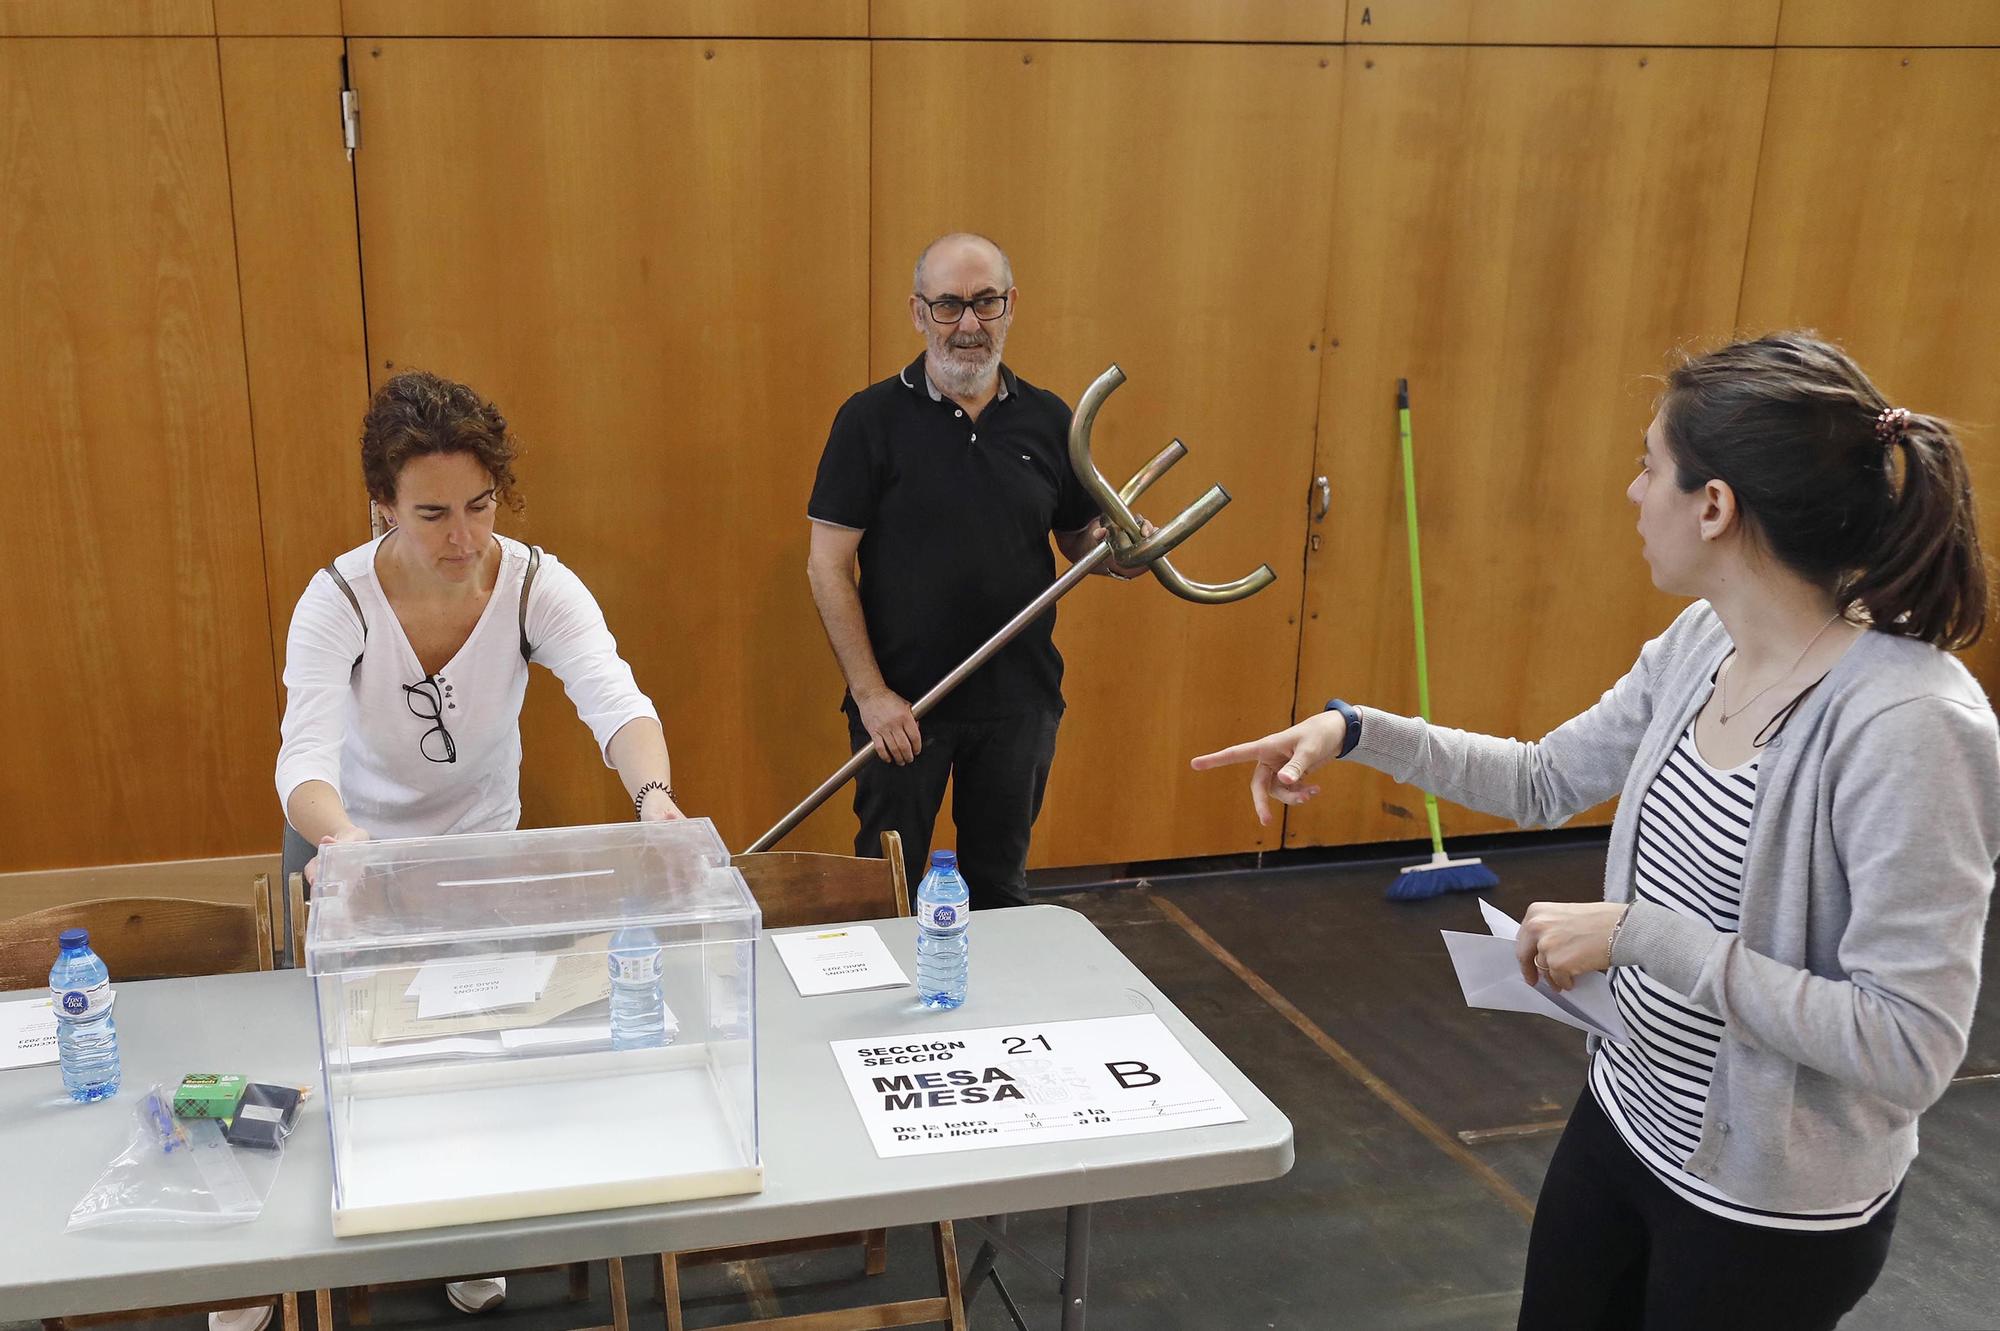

{"left": 845, "top": 704, "right": 1061, "bottom": 912}
{"left": 1520, "top": 1088, "right": 1900, "bottom": 1331}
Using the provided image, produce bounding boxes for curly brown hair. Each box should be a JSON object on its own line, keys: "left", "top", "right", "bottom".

{"left": 361, "top": 370, "right": 524, "bottom": 512}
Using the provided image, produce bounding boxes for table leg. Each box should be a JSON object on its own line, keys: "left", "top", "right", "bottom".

{"left": 1060, "top": 1204, "right": 1091, "bottom": 1331}
{"left": 961, "top": 1212, "right": 1008, "bottom": 1305}
{"left": 959, "top": 1207, "right": 1092, "bottom": 1331}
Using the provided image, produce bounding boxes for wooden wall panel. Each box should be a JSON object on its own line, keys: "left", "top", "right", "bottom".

{"left": 0, "top": 0, "right": 209, "bottom": 34}
{"left": 217, "top": 0, "right": 338, "bottom": 34}
{"left": 1739, "top": 50, "right": 2000, "bottom": 689}
{"left": 1777, "top": 1, "right": 2000, "bottom": 47}
{"left": 0, "top": 38, "right": 277, "bottom": 870}
{"left": 1290, "top": 46, "right": 1771, "bottom": 851}
{"left": 340, "top": 0, "right": 862, "bottom": 37}
{"left": 871, "top": 0, "right": 1342, "bottom": 43}
{"left": 1348, "top": 0, "right": 1778, "bottom": 45}
{"left": 350, "top": 39, "right": 869, "bottom": 855}
{"left": 219, "top": 37, "right": 372, "bottom": 692}
{"left": 873, "top": 43, "right": 1341, "bottom": 868}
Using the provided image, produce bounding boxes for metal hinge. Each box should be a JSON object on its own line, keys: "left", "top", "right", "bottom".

{"left": 341, "top": 89, "right": 360, "bottom": 160}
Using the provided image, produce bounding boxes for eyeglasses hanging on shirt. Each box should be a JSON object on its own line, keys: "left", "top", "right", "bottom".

{"left": 403, "top": 675, "right": 458, "bottom": 764}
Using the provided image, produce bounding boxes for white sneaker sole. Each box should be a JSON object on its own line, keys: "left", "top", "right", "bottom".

{"left": 445, "top": 1280, "right": 507, "bottom": 1314}
{"left": 208, "top": 1305, "right": 275, "bottom": 1331}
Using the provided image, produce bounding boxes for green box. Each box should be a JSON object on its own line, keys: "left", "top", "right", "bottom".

{"left": 172, "top": 1073, "right": 248, "bottom": 1120}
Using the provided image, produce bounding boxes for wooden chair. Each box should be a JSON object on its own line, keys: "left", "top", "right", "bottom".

{"left": 654, "top": 830, "right": 966, "bottom": 1331}
{"left": 0, "top": 877, "right": 274, "bottom": 993}
{"left": 289, "top": 875, "right": 629, "bottom": 1331}
{"left": 0, "top": 875, "right": 331, "bottom": 1331}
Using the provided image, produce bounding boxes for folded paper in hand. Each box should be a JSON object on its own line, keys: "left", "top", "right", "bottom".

{"left": 1441, "top": 899, "right": 1630, "bottom": 1042}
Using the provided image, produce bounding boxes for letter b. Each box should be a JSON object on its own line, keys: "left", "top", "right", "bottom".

{"left": 1106, "top": 1061, "right": 1161, "bottom": 1090}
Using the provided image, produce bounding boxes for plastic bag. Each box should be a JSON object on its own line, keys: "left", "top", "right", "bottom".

{"left": 66, "top": 1084, "right": 294, "bottom": 1230}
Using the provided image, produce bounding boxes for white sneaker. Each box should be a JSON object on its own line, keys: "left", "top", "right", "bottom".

{"left": 446, "top": 1277, "right": 507, "bottom": 1314}
{"left": 208, "top": 1305, "right": 275, "bottom": 1331}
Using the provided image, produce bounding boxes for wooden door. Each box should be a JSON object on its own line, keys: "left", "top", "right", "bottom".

{"left": 218, "top": 36, "right": 373, "bottom": 682}
{"left": 872, "top": 42, "right": 1343, "bottom": 867}
{"left": 0, "top": 37, "right": 278, "bottom": 868}
{"left": 1288, "top": 45, "right": 1771, "bottom": 850}
{"left": 348, "top": 38, "right": 870, "bottom": 853}
{"left": 1739, "top": 49, "right": 2000, "bottom": 689}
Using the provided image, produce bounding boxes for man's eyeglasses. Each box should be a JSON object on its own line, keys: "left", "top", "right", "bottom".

{"left": 921, "top": 293, "right": 1010, "bottom": 324}
{"left": 403, "top": 675, "right": 457, "bottom": 765}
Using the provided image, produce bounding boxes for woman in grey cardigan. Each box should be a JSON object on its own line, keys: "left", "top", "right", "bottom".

{"left": 1194, "top": 334, "right": 1999, "bottom": 1330}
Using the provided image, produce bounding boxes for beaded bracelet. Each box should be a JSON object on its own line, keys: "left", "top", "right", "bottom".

{"left": 635, "top": 780, "right": 673, "bottom": 819}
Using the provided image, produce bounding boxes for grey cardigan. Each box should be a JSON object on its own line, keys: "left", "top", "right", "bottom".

{"left": 1352, "top": 601, "right": 2000, "bottom": 1211}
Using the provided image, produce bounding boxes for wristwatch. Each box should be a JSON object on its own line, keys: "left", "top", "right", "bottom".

{"left": 1323, "top": 699, "right": 1362, "bottom": 758}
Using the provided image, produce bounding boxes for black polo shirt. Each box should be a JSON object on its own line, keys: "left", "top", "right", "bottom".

{"left": 808, "top": 355, "right": 1098, "bottom": 722}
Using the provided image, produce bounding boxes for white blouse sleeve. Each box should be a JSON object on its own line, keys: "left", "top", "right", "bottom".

{"left": 524, "top": 554, "right": 660, "bottom": 764}
{"left": 275, "top": 572, "right": 366, "bottom": 813}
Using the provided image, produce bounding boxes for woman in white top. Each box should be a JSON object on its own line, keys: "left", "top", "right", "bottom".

{"left": 267, "top": 371, "right": 683, "bottom": 1316}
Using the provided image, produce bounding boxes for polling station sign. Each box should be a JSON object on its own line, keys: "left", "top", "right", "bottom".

{"left": 830, "top": 1013, "right": 1246, "bottom": 1157}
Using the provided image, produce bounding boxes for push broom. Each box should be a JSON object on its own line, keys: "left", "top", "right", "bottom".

{"left": 1386, "top": 377, "right": 1498, "bottom": 901}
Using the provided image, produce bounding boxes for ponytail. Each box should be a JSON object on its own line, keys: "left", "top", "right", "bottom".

{"left": 1848, "top": 415, "right": 1987, "bottom": 650}
{"left": 1661, "top": 333, "right": 1990, "bottom": 650}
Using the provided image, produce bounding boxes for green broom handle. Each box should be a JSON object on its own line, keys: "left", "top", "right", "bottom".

{"left": 1397, "top": 378, "right": 1448, "bottom": 858}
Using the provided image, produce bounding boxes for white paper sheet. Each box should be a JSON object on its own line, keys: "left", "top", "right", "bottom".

{"left": 830, "top": 1013, "right": 1245, "bottom": 1158}
{"left": 347, "top": 1034, "right": 508, "bottom": 1064}
{"left": 500, "top": 1023, "right": 616, "bottom": 1051}
{"left": 408, "top": 955, "right": 557, "bottom": 1019}
{"left": 344, "top": 1023, "right": 618, "bottom": 1065}
{"left": 771, "top": 926, "right": 911, "bottom": 996}
{"left": 0, "top": 996, "right": 59, "bottom": 1070}
{"left": 1441, "top": 900, "right": 1630, "bottom": 1042}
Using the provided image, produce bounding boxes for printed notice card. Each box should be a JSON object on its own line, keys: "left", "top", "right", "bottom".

{"left": 830, "top": 1013, "right": 1245, "bottom": 1157}
{"left": 772, "top": 926, "right": 911, "bottom": 997}
{"left": 0, "top": 996, "right": 59, "bottom": 1071}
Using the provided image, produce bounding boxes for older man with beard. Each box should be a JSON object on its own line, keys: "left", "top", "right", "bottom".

{"left": 806, "top": 233, "right": 1126, "bottom": 909}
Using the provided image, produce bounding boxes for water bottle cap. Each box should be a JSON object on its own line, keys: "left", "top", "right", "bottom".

{"left": 929, "top": 850, "right": 957, "bottom": 870}
{"left": 58, "top": 928, "right": 88, "bottom": 948}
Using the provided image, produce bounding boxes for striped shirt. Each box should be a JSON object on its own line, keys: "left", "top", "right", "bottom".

{"left": 1589, "top": 722, "right": 1898, "bottom": 1230}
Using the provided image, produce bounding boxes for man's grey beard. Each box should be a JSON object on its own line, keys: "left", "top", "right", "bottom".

{"left": 930, "top": 333, "right": 1004, "bottom": 397}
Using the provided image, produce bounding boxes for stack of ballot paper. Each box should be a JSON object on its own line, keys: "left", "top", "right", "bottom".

{"left": 346, "top": 1022, "right": 614, "bottom": 1065}
{"left": 346, "top": 936, "right": 617, "bottom": 1046}
{"left": 1442, "top": 899, "right": 1630, "bottom": 1042}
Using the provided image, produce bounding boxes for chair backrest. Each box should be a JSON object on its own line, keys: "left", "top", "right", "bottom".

{"left": 730, "top": 831, "right": 910, "bottom": 931}
{"left": 0, "top": 876, "right": 275, "bottom": 993}
{"left": 289, "top": 872, "right": 308, "bottom": 970}
{"left": 0, "top": 852, "right": 282, "bottom": 923}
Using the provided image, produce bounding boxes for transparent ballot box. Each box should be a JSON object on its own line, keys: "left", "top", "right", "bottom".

{"left": 305, "top": 819, "right": 762, "bottom": 1236}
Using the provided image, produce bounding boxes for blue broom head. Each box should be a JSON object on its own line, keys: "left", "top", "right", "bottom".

{"left": 1386, "top": 856, "right": 1499, "bottom": 901}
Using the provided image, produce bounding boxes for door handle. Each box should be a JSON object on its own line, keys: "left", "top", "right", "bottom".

{"left": 1311, "top": 475, "right": 1331, "bottom": 523}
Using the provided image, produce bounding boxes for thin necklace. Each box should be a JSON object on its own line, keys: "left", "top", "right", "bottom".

{"left": 1717, "top": 612, "right": 1843, "bottom": 725}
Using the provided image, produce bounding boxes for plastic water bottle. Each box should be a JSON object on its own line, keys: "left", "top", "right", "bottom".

{"left": 49, "top": 928, "right": 120, "bottom": 1102}
{"left": 915, "top": 850, "right": 970, "bottom": 1010}
{"left": 609, "top": 922, "right": 669, "bottom": 1050}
